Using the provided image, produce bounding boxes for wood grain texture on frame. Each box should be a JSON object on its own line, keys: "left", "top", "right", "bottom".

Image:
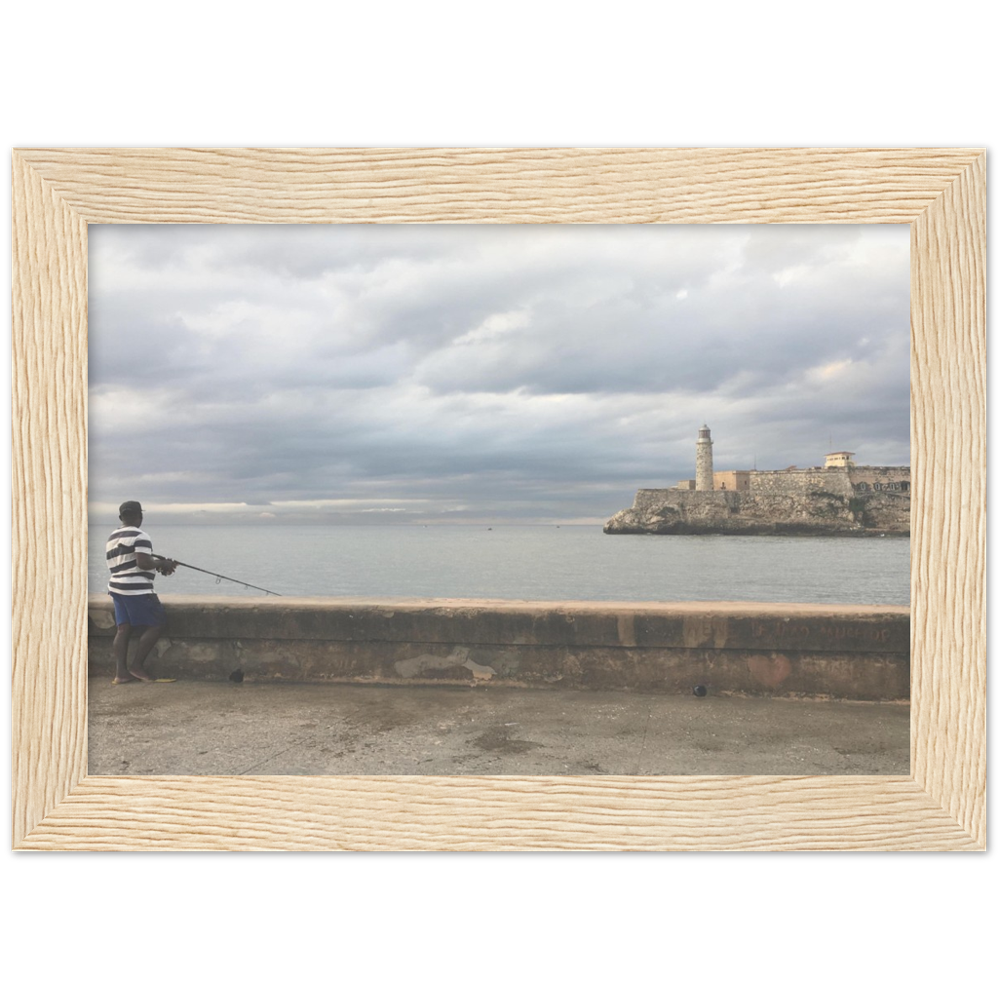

{"left": 11, "top": 147, "right": 986, "bottom": 851}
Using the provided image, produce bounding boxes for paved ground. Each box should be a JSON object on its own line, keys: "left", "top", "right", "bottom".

{"left": 88, "top": 679, "right": 910, "bottom": 777}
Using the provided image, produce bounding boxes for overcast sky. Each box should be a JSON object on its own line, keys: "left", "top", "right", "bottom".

{"left": 88, "top": 224, "right": 910, "bottom": 525}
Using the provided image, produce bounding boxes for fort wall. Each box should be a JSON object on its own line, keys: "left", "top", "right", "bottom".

{"left": 748, "top": 468, "right": 854, "bottom": 496}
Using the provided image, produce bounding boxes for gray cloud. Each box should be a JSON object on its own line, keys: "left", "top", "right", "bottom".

{"left": 88, "top": 224, "right": 910, "bottom": 524}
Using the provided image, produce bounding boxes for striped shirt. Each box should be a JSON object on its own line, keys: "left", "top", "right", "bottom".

{"left": 107, "top": 527, "right": 156, "bottom": 595}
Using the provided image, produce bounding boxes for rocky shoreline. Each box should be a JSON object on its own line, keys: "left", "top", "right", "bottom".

{"left": 604, "top": 487, "right": 910, "bottom": 537}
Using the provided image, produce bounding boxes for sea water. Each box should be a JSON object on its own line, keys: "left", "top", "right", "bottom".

{"left": 88, "top": 524, "right": 910, "bottom": 605}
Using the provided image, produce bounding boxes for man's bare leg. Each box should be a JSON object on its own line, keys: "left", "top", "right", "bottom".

{"left": 113, "top": 624, "right": 135, "bottom": 682}
{"left": 127, "top": 624, "right": 164, "bottom": 680}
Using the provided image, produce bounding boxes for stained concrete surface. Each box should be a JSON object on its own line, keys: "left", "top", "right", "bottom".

{"left": 88, "top": 679, "right": 909, "bottom": 777}
{"left": 89, "top": 596, "right": 911, "bottom": 700}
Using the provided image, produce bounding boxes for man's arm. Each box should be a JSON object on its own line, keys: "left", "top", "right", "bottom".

{"left": 135, "top": 552, "right": 178, "bottom": 576}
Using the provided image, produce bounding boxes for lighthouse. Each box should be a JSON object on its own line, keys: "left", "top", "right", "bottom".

{"left": 696, "top": 424, "right": 714, "bottom": 491}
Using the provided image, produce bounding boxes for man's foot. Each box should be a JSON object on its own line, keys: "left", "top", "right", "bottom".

{"left": 127, "top": 667, "right": 154, "bottom": 681}
{"left": 112, "top": 675, "right": 137, "bottom": 684}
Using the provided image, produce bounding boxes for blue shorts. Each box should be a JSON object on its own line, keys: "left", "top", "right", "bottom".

{"left": 111, "top": 592, "right": 167, "bottom": 628}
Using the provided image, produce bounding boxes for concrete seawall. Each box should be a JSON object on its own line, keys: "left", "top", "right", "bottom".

{"left": 88, "top": 596, "right": 910, "bottom": 701}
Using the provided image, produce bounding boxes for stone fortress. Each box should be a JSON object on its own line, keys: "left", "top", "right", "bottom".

{"left": 604, "top": 425, "right": 910, "bottom": 536}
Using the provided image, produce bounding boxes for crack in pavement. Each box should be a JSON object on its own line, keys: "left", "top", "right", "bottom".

{"left": 237, "top": 732, "right": 319, "bottom": 775}
{"left": 632, "top": 704, "right": 652, "bottom": 775}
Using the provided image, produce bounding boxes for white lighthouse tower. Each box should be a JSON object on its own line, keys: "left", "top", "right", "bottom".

{"left": 696, "top": 424, "right": 714, "bottom": 491}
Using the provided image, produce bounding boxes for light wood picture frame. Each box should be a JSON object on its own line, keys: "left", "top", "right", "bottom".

{"left": 11, "top": 148, "right": 985, "bottom": 851}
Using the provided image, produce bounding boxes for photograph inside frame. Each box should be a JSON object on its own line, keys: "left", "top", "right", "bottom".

{"left": 86, "top": 222, "right": 910, "bottom": 778}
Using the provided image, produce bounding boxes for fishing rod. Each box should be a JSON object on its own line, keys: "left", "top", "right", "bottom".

{"left": 151, "top": 555, "right": 282, "bottom": 596}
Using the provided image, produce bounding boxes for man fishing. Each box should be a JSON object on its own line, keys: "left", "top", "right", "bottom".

{"left": 106, "top": 501, "right": 178, "bottom": 683}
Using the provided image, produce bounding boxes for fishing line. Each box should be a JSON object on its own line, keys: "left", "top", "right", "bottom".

{"left": 151, "top": 555, "right": 282, "bottom": 596}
